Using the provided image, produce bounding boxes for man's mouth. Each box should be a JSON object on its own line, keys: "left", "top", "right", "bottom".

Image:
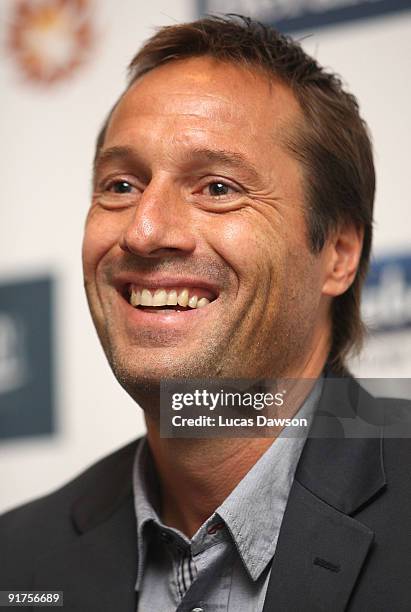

{"left": 126, "top": 284, "right": 216, "bottom": 312}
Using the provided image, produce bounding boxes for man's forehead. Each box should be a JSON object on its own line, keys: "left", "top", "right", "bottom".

{"left": 105, "top": 56, "right": 302, "bottom": 142}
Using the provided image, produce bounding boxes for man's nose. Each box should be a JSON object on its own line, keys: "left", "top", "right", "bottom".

{"left": 119, "top": 180, "right": 196, "bottom": 258}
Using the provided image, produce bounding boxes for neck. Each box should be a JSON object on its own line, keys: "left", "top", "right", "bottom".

{"left": 142, "top": 333, "right": 329, "bottom": 538}
{"left": 145, "top": 430, "right": 275, "bottom": 537}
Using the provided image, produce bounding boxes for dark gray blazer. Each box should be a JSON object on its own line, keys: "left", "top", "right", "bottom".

{"left": 1, "top": 375, "right": 411, "bottom": 611}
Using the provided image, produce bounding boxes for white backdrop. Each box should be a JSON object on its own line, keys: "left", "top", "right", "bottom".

{"left": 1, "top": 1, "right": 410, "bottom": 513}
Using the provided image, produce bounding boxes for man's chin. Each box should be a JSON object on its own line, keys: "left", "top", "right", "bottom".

{"left": 108, "top": 356, "right": 214, "bottom": 397}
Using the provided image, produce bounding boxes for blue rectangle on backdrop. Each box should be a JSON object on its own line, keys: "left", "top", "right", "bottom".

{"left": 0, "top": 276, "right": 55, "bottom": 441}
{"left": 362, "top": 253, "right": 411, "bottom": 333}
{"left": 199, "top": 0, "right": 411, "bottom": 33}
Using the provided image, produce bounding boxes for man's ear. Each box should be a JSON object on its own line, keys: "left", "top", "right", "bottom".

{"left": 322, "top": 223, "right": 364, "bottom": 297}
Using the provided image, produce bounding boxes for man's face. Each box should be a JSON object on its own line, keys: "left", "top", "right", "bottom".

{"left": 83, "top": 57, "right": 331, "bottom": 394}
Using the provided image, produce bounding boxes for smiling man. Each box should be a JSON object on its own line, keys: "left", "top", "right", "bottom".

{"left": 1, "top": 15, "right": 410, "bottom": 612}
{"left": 85, "top": 54, "right": 333, "bottom": 388}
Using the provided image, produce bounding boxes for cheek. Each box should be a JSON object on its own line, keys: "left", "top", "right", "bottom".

{"left": 82, "top": 210, "right": 122, "bottom": 277}
{"left": 206, "top": 214, "right": 280, "bottom": 283}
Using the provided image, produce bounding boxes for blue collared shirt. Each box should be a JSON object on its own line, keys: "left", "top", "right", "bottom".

{"left": 133, "top": 381, "right": 321, "bottom": 611}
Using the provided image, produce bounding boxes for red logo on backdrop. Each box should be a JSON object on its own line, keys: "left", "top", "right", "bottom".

{"left": 7, "top": 0, "right": 94, "bottom": 85}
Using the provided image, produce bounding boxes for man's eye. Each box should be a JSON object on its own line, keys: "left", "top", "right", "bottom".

{"left": 108, "top": 180, "right": 134, "bottom": 194}
{"left": 206, "top": 182, "right": 234, "bottom": 197}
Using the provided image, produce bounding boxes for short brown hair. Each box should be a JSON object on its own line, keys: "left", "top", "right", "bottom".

{"left": 95, "top": 14, "right": 375, "bottom": 375}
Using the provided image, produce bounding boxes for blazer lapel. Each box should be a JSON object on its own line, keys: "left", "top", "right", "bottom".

{"left": 33, "top": 441, "right": 139, "bottom": 612}
{"left": 33, "top": 497, "right": 138, "bottom": 612}
{"left": 263, "top": 375, "right": 386, "bottom": 612}
{"left": 262, "top": 479, "right": 374, "bottom": 612}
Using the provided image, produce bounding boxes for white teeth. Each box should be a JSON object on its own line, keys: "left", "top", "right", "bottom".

{"left": 177, "top": 289, "right": 189, "bottom": 307}
{"left": 188, "top": 295, "right": 198, "bottom": 308}
{"left": 140, "top": 289, "right": 153, "bottom": 306}
{"left": 129, "top": 287, "right": 213, "bottom": 309}
{"left": 152, "top": 289, "right": 167, "bottom": 306}
{"left": 130, "top": 289, "right": 140, "bottom": 307}
{"left": 166, "top": 290, "right": 178, "bottom": 305}
{"left": 197, "top": 297, "right": 210, "bottom": 308}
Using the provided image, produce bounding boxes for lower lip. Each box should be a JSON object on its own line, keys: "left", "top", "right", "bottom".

{"left": 118, "top": 293, "right": 215, "bottom": 330}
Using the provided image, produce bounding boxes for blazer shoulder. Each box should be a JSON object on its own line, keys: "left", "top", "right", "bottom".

{"left": 0, "top": 438, "right": 139, "bottom": 586}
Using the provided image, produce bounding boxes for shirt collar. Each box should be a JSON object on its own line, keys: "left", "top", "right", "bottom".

{"left": 216, "top": 378, "right": 322, "bottom": 580}
{"left": 132, "top": 378, "right": 322, "bottom": 584}
{"left": 132, "top": 439, "right": 162, "bottom": 591}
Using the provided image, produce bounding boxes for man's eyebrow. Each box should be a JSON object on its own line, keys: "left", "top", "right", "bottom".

{"left": 94, "top": 145, "right": 139, "bottom": 173}
{"left": 93, "top": 145, "right": 261, "bottom": 182}
{"left": 185, "top": 147, "right": 261, "bottom": 182}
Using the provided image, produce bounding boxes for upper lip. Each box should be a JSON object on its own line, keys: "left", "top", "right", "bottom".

{"left": 113, "top": 273, "right": 220, "bottom": 300}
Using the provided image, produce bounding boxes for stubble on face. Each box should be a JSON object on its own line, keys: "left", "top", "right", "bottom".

{"left": 93, "top": 255, "right": 236, "bottom": 391}
{"left": 83, "top": 57, "right": 331, "bottom": 408}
